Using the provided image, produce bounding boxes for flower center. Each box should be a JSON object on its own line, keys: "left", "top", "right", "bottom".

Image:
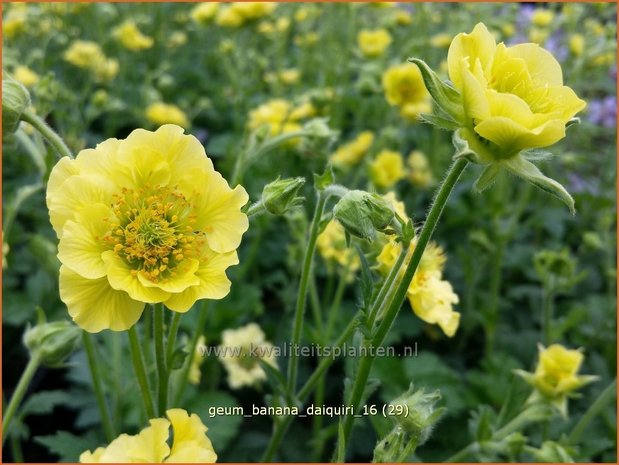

{"left": 103, "top": 185, "right": 203, "bottom": 282}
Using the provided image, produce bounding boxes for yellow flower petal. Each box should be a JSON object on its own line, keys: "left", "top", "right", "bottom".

{"left": 506, "top": 43, "right": 563, "bottom": 86}
{"left": 195, "top": 171, "right": 249, "bottom": 253}
{"left": 164, "top": 249, "right": 238, "bottom": 312}
{"left": 59, "top": 265, "right": 144, "bottom": 333}
{"left": 57, "top": 204, "right": 116, "bottom": 279}
{"left": 167, "top": 409, "right": 217, "bottom": 463}
{"left": 102, "top": 251, "right": 171, "bottom": 303}
{"left": 103, "top": 418, "right": 171, "bottom": 463}
{"left": 138, "top": 257, "right": 200, "bottom": 294}
{"left": 447, "top": 22, "right": 496, "bottom": 89}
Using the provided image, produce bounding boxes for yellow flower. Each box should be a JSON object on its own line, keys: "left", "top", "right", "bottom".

{"left": 189, "top": 335, "right": 206, "bottom": 385}
{"left": 407, "top": 150, "right": 434, "bottom": 188}
{"left": 169, "top": 31, "right": 188, "bottom": 48}
{"left": 531, "top": 8, "right": 554, "bottom": 27}
{"left": 190, "top": 3, "right": 219, "bottom": 24}
{"left": 447, "top": 22, "right": 586, "bottom": 159}
{"left": 370, "top": 149, "right": 406, "bottom": 189}
{"left": 592, "top": 51, "right": 615, "bottom": 66}
{"left": 278, "top": 68, "right": 301, "bottom": 85}
{"left": 3, "top": 11, "right": 27, "bottom": 39}
{"left": 248, "top": 99, "right": 310, "bottom": 138}
{"left": 382, "top": 63, "right": 432, "bottom": 121}
{"left": 515, "top": 344, "right": 598, "bottom": 415}
{"left": 358, "top": 29, "right": 393, "bottom": 58}
{"left": 218, "top": 323, "right": 277, "bottom": 389}
{"left": 394, "top": 9, "right": 413, "bottom": 26}
{"left": 568, "top": 34, "right": 584, "bottom": 57}
{"left": 113, "top": 20, "right": 154, "bottom": 51}
{"left": 528, "top": 27, "right": 549, "bottom": 45}
{"left": 80, "top": 408, "right": 217, "bottom": 463}
{"left": 63, "top": 41, "right": 119, "bottom": 82}
{"left": 501, "top": 23, "right": 516, "bottom": 38}
{"left": 317, "top": 220, "right": 360, "bottom": 275}
{"left": 146, "top": 102, "right": 190, "bottom": 128}
{"left": 215, "top": 7, "right": 244, "bottom": 27}
{"left": 430, "top": 33, "right": 452, "bottom": 48}
{"left": 330, "top": 131, "right": 374, "bottom": 168}
{"left": 294, "top": 6, "right": 312, "bottom": 22}
{"left": 47, "top": 125, "right": 248, "bottom": 332}
{"left": 230, "top": 2, "right": 276, "bottom": 20}
{"left": 14, "top": 66, "right": 39, "bottom": 87}
{"left": 377, "top": 236, "right": 459, "bottom": 337}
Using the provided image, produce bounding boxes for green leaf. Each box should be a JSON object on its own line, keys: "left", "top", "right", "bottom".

{"left": 259, "top": 359, "right": 287, "bottom": 397}
{"left": 473, "top": 164, "right": 501, "bottom": 193}
{"left": 35, "top": 431, "right": 98, "bottom": 462}
{"left": 408, "top": 58, "right": 463, "bottom": 122}
{"left": 503, "top": 156, "right": 575, "bottom": 214}
{"left": 314, "top": 166, "right": 334, "bottom": 191}
{"left": 187, "top": 392, "right": 243, "bottom": 451}
{"left": 19, "top": 390, "right": 73, "bottom": 417}
{"left": 469, "top": 405, "right": 496, "bottom": 442}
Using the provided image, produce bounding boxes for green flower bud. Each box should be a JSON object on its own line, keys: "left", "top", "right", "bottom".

{"left": 302, "top": 118, "right": 335, "bottom": 139}
{"left": 24, "top": 320, "right": 81, "bottom": 367}
{"left": 388, "top": 384, "right": 445, "bottom": 445}
{"left": 333, "top": 190, "right": 395, "bottom": 242}
{"left": 2, "top": 76, "right": 31, "bottom": 136}
{"left": 373, "top": 426, "right": 415, "bottom": 463}
{"left": 262, "top": 176, "right": 306, "bottom": 215}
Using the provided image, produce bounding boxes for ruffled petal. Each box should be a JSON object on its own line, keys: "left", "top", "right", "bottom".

{"left": 59, "top": 266, "right": 144, "bottom": 332}
{"left": 448, "top": 22, "right": 496, "bottom": 89}
{"left": 57, "top": 203, "right": 116, "bottom": 279}
{"left": 101, "top": 251, "right": 170, "bottom": 303}
{"left": 167, "top": 409, "right": 217, "bottom": 463}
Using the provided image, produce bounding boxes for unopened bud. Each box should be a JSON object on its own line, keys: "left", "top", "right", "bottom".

{"left": 262, "top": 177, "right": 306, "bottom": 215}
{"left": 333, "top": 190, "right": 394, "bottom": 242}
{"left": 2, "top": 76, "right": 31, "bottom": 135}
{"left": 389, "top": 384, "right": 445, "bottom": 445}
{"left": 24, "top": 319, "right": 81, "bottom": 367}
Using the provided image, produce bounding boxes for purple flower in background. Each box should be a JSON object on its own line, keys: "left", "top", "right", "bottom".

{"left": 587, "top": 96, "right": 617, "bottom": 128}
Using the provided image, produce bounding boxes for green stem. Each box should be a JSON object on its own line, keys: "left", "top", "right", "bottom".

{"left": 246, "top": 201, "right": 267, "bottom": 218}
{"left": 166, "top": 312, "right": 182, "bottom": 366}
{"left": 82, "top": 332, "right": 115, "bottom": 441}
{"left": 568, "top": 378, "right": 617, "bottom": 444}
{"left": 128, "top": 326, "right": 155, "bottom": 419}
{"left": 325, "top": 267, "right": 349, "bottom": 340}
{"left": 367, "top": 245, "right": 408, "bottom": 328}
{"left": 21, "top": 109, "right": 74, "bottom": 159}
{"left": 338, "top": 158, "right": 468, "bottom": 459}
{"left": 444, "top": 442, "right": 478, "bottom": 463}
{"left": 485, "top": 239, "right": 505, "bottom": 356}
{"left": 174, "top": 301, "right": 210, "bottom": 405}
{"left": 262, "top": 317, "right": 358, "bottom": 462}
{"left": 287, "top": 193, "right": 327, "bottom": 394}
{"left": 2, "top": 356, "right": 40, "bottom": 444}
{"left": 154, "top": 303, "right": 168, "bottom": 416}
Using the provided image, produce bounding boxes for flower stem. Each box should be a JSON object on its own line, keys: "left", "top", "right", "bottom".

{"left": 367, "top": 245, "right": 408, "bottom": 328}
{"left": 82, "top": 332, "right": 115, "bottom": 441}
{"left": 2, "top": 356, "right": 40, "bottom": 444}
{"left": 20, "top": 109, "right": 74, "bottom": 159}
{"left": 286, "top": 193, "right": 327, "bottom": 394}
{"left": 153, "top": 303, "right": 168, "bottom": 416}
{"left": 166, "top": 311, "right": 182, "bottom": 367}
{"left": 568, "top": 378, "right": 617, "bottom": 444}
{"left": 261, "top": 316, "right": 358, "bottom": 462}
{"left": 175, "top": 300, "right": 210, "bottom": 405}
{"left": 541, "top": 277, "right": 555, "bottom": 345}
{"left": 337, "top": 158, "right": 468, "bottom": 460}
{"left": 128, "top": 326, "right": 155, "bottom": 419}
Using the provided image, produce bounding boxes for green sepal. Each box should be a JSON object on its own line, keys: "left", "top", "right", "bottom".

{"left": 418, "top": 112, "right": 460, "bottom": 131}
{"left": 503, "top": 156, "right": 575, "bottom": 215}
{"left": 473, "top": 164, "right": 501, "bottom": 193}
{"left": 408, "top": 58, "right": 464, "bottom": 123}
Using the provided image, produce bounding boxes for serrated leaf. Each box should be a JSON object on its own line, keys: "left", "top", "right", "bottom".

{"left": 19, "top": 390, "right": 74, "bottom": 417}
{"left": 35, "top": 431, "right": 96, "bottom": 462}
{"left": 503, "top": 156, "right": 575, "bottom": 214}
{"left": 408, "top": 58, "right": 463, "bottom": 122}
{"left": 474, "top": 164, "right": 501, "bottom": 193}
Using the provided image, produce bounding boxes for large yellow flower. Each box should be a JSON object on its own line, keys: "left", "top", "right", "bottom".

{"left": 47, "top": 125, "right": 248, "bottom": 332}
{"left": 80, "top": 408, "right": 217, "bottom": 463}
{"left": 447, "top": 22, "right": 586, "bottom": 159}
{"left": 382, "top": 63, "right": 432, "bottom": 121}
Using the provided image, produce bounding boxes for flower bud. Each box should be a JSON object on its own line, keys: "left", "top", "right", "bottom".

{"left": 333, "top": 190, "right": 395, "bottom": 242}
{"left": 2, "top": 76, "right": 31, "bottom": 136}
{"left": 388, "top": 384, "right": 445, "bottom": 445}
{"left": 262, "top": 176, "right": 306, "bottom": 215}
{"left": 24, "top": 319, "right": 81, "bottom": 367}
{"left": 373, "top": 426, "right": 414, "bottom": 463}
